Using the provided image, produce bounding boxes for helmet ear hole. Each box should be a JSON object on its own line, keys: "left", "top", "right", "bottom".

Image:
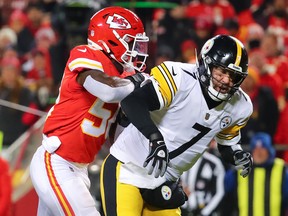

{"left": 204, "top": 56, "right": 212, "bottom": 64}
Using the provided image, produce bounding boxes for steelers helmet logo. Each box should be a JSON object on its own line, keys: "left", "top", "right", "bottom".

{"left": 161, "top": 185, "right": 172, "bottom": 200}
{"left": 220, "top": 116, "right": 232, "bottom": 129}
{"left": 201, "top": 39, "right": 214, "bottom": 55}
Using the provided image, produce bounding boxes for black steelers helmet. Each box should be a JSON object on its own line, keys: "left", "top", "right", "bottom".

{"left": 197, "top": 35, "right": 248, "bottom": 101}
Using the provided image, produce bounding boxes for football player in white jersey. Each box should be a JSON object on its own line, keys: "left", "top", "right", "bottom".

{"left": 100, "top": 35, "right": 253, "bottom": 216}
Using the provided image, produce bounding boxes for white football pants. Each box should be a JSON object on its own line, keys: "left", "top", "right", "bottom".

{"left": 30, "top": 145, "right": 100, "bottom": 216}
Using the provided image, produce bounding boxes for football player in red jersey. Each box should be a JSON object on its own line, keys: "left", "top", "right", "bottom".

{"left": 29, "top": 6, "right": 149, "bottom": 216}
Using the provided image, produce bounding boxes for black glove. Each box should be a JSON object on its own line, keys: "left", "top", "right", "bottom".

{"left": 143, "top": 133, "right": 170, "bottom": 178}
{"left": 125, "top": 73, "right": 145, "bottom": 89}
{"left": 116, "top": 108, "right": 130, "bottom": 127}
{"left": 233, "top": 150, "right": 253, "bottom": 178}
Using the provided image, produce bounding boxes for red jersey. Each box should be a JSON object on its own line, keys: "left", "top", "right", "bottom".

{"left": 43, "top": 45, "right": 120, "bottom": 163}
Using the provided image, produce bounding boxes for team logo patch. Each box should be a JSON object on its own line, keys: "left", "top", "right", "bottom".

{"left": 220, "top": 116, "right": 232, "bottom": 129}
{"left": 106, "top": 14, "right": 131, "bottom": 29}
{"left": 161, "top": 185, "right": 172, "bottom": 200}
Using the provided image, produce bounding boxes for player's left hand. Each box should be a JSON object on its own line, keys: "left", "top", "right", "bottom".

{"left": 234, "top": 150, "right": 253, "bottom": 178}
{"left": 143, "top": 133, "right": 170, "bottom": 178}
{"left": 125, "top": 73, "right": 145, "bottom": 89}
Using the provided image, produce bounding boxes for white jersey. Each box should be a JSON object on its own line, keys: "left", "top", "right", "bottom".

{"left": 110, "top": 61, "right": 252, "bottom": 188}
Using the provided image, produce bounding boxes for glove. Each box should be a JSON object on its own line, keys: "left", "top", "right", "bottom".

{"left": 233, "top": 150, "right": 253, "bottom": 178}
{"left": 143, "top": 133, "right": 170, "bottom": 178}
{"left": 116, "top": 108, "right": 130, "bottom": 127}
{"left": 125, "top": 73, "right": 145, "bottom": 89}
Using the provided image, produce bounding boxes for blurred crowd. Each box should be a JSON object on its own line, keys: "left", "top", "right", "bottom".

{"left": 0, "top": 0, "right": 287, "bottom": 215}
{"left": 0, "top": 0, "right": 287, "bottom": 154}
{"left": 0, "top": 0, "right": 111, "bottom": 149}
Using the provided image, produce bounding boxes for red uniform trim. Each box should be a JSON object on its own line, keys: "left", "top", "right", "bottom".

{"left": 44, "top": 151, "right": 75, "bottom": 216}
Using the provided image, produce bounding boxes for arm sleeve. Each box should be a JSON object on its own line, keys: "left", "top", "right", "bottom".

{"left": 83, "top": 75, "right": 135, "bottom": 103}
{"left": 120, "top": 82, "right": 161, "bottom": 139}
{"left": 217, "top": 143, "right": 242, "bottom": 165}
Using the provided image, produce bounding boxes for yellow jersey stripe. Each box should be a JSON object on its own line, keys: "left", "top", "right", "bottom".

{"left": 69, "top": 58, "right": 104, "bottom": 71}
{"left": 216, "top": 132, "right": 239, "bottom": 140}
{"left": 161, "top": 63, "right": 177, "bottom": 94}
{"left": 100, "top": 156, "right": 108, "bottom": 216}
{"left": 217, "top": 117, "right": 249, "bottom": 140}
{"left": 151, "top": 66, "right": 174, "bottom": 106}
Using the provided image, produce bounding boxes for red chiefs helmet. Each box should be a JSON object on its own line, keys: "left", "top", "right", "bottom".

{"left": 88, "top": 6, "right": 149, "bottom": 72}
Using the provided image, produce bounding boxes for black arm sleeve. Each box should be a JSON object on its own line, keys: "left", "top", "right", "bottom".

{"left": 120, "top": 82, "right": 161, "bottom": 140}
{"left": 217, "top": 144, "right": 240, "bottom": 165}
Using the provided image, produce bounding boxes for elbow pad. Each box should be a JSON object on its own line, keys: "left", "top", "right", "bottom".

{"left": 218, "top": 144, "right": 242, "bottom": 165}
{"left": 83, "top": 75, "right": 134, "bottom": 103}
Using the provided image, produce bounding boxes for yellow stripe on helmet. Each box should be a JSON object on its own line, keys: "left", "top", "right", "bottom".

{"left": 231, "top": 36, "right": 243, "bottom": 67}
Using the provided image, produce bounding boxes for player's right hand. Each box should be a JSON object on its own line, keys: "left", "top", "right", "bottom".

{"left": 143, "top": 133, "right": 170, "bottom": 178}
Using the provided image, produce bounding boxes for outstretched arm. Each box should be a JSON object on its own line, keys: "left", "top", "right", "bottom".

{"left": 121, "top": 82, "right": 169, "bottom": 178}
{"left": 218, "top": 144, "right": 253, "bottom": 178}
{"left": 77, "top": 70, "right": 144, "bottom": 103}
{"left": 120, "top": 82, "right": 161, "bottom": 139}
